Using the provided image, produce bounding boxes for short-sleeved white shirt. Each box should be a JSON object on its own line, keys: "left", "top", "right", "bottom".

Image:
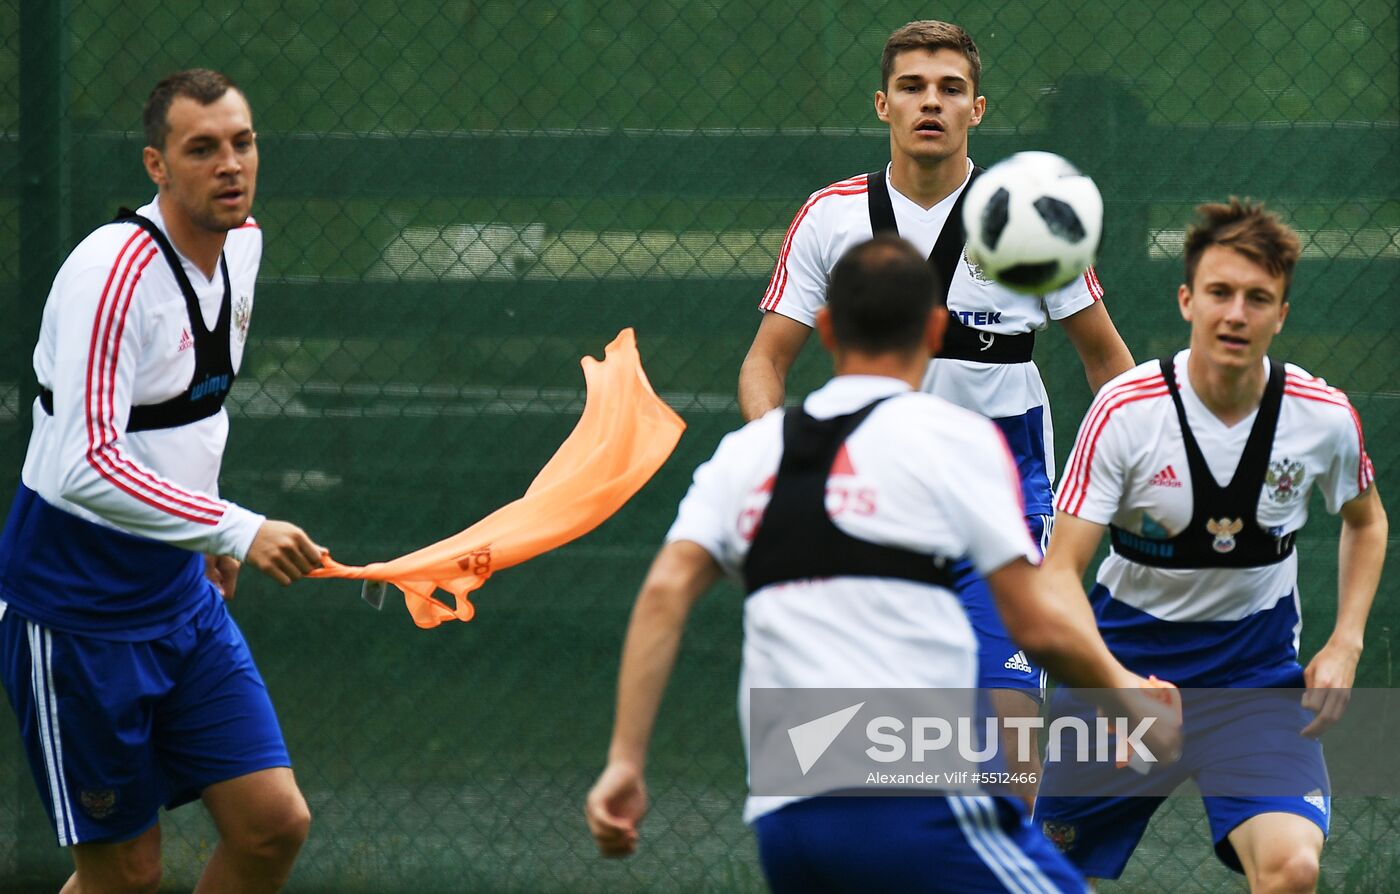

{"left": 1057, "top": 351, "right": 1374, "bottom": 628}
{"left": 759, "top": 161, "right": 1104, "bottom": 430}
{"left": 666, "top": 374, "right": 1039, "bottom": 821}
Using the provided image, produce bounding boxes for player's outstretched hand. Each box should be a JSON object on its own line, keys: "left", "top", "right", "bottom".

{"left": 247, "top": 520, "right": 326, "bottom": 586}
{"left": 585, "top": 762, "right": 646, "bottom": 858}
{"left": 1301, "top": 639, "right": 1361, "bottom": 738}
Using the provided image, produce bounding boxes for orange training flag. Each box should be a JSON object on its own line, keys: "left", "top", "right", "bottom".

{"left": 310, "top": 329, "right": 685, "bottom": 627}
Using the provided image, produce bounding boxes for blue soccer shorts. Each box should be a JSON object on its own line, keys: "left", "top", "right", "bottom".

{"left": 0, "top": 595, "right": 290, "bottom": 846}
{"left": 755, "top": 794, "right": 1088, "bottom": 893}
{"left": 957, "top": 513, "right": 1051, "bottom": 700}
{"left": 1033, "top": 687, "right": 1330, "bottom": 878}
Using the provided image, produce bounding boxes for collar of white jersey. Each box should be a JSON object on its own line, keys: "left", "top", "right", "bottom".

{"left": 883, "top": 157, "right": 974, "bottom": 219}
{"left": 1173, "top": 348, "right": 1271, "bottom": 430}
{"left": 800, "top": 375, "right": 913, "bottom": 420}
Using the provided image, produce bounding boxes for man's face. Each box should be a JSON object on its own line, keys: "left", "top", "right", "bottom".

{"left": 1178, "top": 245, "right": 1290, "bottom": 372}
{"left": 875, "top": 48, "right": 985, "bottom": 166}
{"left": 144, "top": 90, "right": 258, "bottom": 233}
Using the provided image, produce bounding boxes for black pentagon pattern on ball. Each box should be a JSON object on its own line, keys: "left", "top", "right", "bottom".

{"left": 998, "top": 261, "right": 1062, "bottom": 289}
{"left": 981, "top": 187, "right": 1011, "bottom": 250}
{"left": 1032, "top": 196, "right": 1087, "bottom": 243}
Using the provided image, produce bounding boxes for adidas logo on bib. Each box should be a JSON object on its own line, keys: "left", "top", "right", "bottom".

{"left": 1149, "top": 465, "right": 1182, "bottom": 487}
{"left": 1003, "top": 651, "right": 1033, "bottom": 673}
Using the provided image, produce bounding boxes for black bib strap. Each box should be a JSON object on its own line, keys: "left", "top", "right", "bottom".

{"left": 39, "top": 209, "right": 237, "bottom": 432}
{"left": 742, "top": 396, "right": 957, "bottom": 595}
{"left": 866, "top": 167, "right": 1033, "bottom": 364}
{"left": 1109, "top": 357, "right": 1295, "bottom": 568}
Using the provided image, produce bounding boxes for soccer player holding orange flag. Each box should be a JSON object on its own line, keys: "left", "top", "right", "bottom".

{"left": 311, "top": 328, "right": 685, "bottom": 628}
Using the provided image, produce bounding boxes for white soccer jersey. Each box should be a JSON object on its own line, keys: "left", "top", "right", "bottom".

{"left": 759, "top": 160, "right": 1104, "bottom": 444}
{"left": 20, "top": 198, "right": 265, "bottom": 560}
{"left": 1055, "top": 352, "right": 1373, "bottom": 680}
{"left": 666, "top": 374, "right": 1039, "bottom": 821}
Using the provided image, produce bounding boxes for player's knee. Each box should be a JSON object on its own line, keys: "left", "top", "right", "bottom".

{"left": 1258, "top": 848, "right": 1320, "bottom": 893}
{"left": 227, "top": 793, "right": 311, "bottom": 862}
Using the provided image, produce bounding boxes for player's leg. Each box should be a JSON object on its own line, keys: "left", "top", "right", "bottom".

{"left": 157, "top": 597, "right": 308, "bottom": 892}
{"left": 1225, "top": 812, "right": 1323, "bottom": 893}
{"left": 0, "top": 611, "right": 174, "bottom": 890}
{"left": 1197, "top": 692, "right": 1329, "bottom": 891}
{"left": 61, "top": 824, "right": 163, "bottom": 894}
{"left": 196, "top": 767, "right": 311, "bottom": 893}
{"left": 988, "top": 687, "right": 1042, "bottom": 808}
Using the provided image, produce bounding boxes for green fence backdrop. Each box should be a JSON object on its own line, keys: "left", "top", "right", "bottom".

{"left": 1, "top": 0, "right": 1398, "bottom": 891}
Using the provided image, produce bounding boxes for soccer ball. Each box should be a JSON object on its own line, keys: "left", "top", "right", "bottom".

{"left": 962, "top": 151, "right": 1103, "bottom": 295}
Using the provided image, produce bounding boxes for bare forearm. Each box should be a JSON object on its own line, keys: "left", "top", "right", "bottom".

{"left": 1332, "top": 510, "right": 1388, "bottom": 649}
{"left": 607, "top": 590, "right": 690, "bottom": 769}
{"left": 1015, "top": 567, "right": 1133, "bottom": 691}
{"left": 990, "top": 558, "right": 1133, "bottom": 693}
{"left": 738, "top": 355, "right": 786, "bottom": 422}
{"left": 1084, "top": 341, "right": 1135, "bottom": 394}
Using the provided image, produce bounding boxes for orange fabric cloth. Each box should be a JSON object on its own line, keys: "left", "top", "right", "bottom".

{"left": 310, "top": 329, "right": 685, "bottom": 627}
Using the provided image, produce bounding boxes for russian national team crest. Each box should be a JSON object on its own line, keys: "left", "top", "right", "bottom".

{"left": 1266, "top": 459, "right": 1306, "bottom": 504}
{"left": 80, "top": 788, "right": 118, "bottom": 819}
{"left": 234, "top": 295, "right": 252, "bottom": 344}
{"left": 962, "top": 250, "right": 994, "bottom": 286}
{"left": 1206, "top": 517, "right": 1244, "bottom": 553}
{"left": 1042, "top": 820, "right": 1077, "bottom": 852}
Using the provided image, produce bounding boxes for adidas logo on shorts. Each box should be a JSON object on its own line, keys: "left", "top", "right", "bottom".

{"left": 1149, "top": 465, "right": 1183, "bottom": 488}
{"left": 1305, "top": 789, "right": 1327, "bottom": 814}
{"left": 1003, "top": 650, "right": 1033, "bottom": 673}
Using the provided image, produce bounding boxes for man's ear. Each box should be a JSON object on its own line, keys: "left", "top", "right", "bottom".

{"left": 926, "top": 306, "right": 948, "bottom": 358}
{"left": 815, "top": 306, "right": 836, "bottom": 352}
{"left": 143, "top": 146, "right": 167, "bottom": 187}
{"left": 1177, "top": 283, "right": 1193, "bottom": 323}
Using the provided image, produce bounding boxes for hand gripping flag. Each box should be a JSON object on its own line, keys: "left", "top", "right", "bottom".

{"left": 310, "top": 329, "right": 685, "bottom": 627}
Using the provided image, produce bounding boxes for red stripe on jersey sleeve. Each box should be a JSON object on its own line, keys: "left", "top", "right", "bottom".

{"left": 84, "top": 236, "right": 225, "bottom": 525}
{"left": 1059, "top": 371, "right": 1165, "bottom": 499}
{"left": 1283, "top": 386, "right": 1374, "bottom": 493}
{"left": 760, "top": 177, "right": 869, "bottom": 312}
{"left": 1083, "top": 266, "right": 1104, "bottom": 300}
{"left": 86, "top": 232, "right": 151, "bottom": 448}
{"left": 1058, "top": 375, "right": 1168, "bottom": 516}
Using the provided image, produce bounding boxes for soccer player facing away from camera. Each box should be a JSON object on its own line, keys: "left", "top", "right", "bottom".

{"left": 737, "top": 20, "right": 1135, "bottom": 801}
{"left": 1033, "top": 200, "right": 1387, "bottom": 892}
{"left": 587, "top": 235, "right": 1179, "bottom": 893}
{"left": 0, "top": 70, "right": 325, "bottom": 893}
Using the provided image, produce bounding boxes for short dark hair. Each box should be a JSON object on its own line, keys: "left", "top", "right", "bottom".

{"left": 881, "top": 20, "right": 981, "bottom": 93}
{"left": 1183, "top": 198, "right": 1302, "bottom": 300}
{"left": 826, "top": 235, "right": 943, "bottom": 353}
{"left": 143, "top": 69, "right": 241, "bottom": 150}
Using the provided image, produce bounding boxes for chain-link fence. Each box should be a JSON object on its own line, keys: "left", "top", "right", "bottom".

{"left": 1, "top": 0, "right": 1397, "bottom": 891}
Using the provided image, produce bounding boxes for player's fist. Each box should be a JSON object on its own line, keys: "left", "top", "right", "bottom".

{"left": 585, "top": 762, "right": 647, "bottom": 858}
{"left": 247, "top": 520, "right": 326, "bottom": 586}
{"left": 1118, "top": 675, "right": 1182, "bottom": 771}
